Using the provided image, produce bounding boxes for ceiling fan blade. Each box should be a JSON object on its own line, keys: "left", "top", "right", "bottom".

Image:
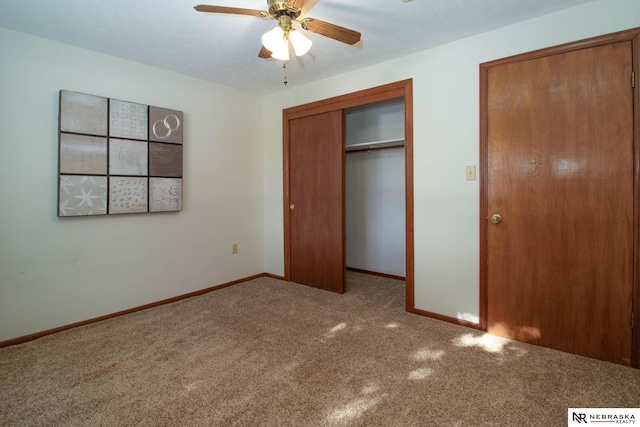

{"left": 193, "top": 5, "right": 269, "bottom": 18}
{"left": 285, "top": 0, "right": 309, "bottom": 10}
{"left": 258, "top": 45, "right": 272, "bottom": 59}
{"left": 299, "top": 0, "right": 319, "bottom": 17}
{"left": 300, "top": 18, "right": 361, "bottom": 45}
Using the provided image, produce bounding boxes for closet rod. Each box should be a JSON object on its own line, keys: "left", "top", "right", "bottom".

{"left": 345, "top": 138, "right": 404, "bottom": 153}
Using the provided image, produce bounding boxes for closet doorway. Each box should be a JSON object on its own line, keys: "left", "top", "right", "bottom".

{"left": 283, "top": 79, "right": 414, "bottom": 308}
{"left": 345, "top": 99, "right": 406, "bottom": 280}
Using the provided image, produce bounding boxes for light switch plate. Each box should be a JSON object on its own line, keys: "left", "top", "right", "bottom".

{"left": 466, "top": 166, "right": 476, "bottom": 181}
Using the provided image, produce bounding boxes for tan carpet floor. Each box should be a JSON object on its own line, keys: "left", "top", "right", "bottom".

{"left": 1, "top": 272, "right": 639, "bottom": 426}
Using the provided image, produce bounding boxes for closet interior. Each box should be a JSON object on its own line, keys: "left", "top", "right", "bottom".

{"left": 345, "top": 97, "right": 406, "bottom": 278}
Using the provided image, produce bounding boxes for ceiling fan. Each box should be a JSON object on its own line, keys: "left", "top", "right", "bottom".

{"left": 194, "top": 0, "right": 362, "bottom": 61}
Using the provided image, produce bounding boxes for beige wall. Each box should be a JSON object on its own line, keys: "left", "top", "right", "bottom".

{"left": 0, "top": 28, "right": 265, "bottom": 341}
{"left": 262, "top": 0, "right": 640, "bottom": 323}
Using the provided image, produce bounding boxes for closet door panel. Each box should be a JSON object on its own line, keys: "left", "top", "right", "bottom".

{"left": 289, "top": 110, "right": 345, "bottom": 293}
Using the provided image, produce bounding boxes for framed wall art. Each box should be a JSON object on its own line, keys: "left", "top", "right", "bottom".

{"left": 58, "top": 90, "right": 183, "bottom": 217}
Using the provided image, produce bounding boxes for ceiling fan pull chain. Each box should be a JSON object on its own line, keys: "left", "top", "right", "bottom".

{"left": 283, "top": 63, "right": 288, "bottom": 85}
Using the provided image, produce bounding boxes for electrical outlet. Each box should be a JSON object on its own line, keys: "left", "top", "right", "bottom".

{"left": 466, "top": 166, "right": 476, "bottom": 181}
{"left": 232, "top": 244, "right": 238, "bottom": 254}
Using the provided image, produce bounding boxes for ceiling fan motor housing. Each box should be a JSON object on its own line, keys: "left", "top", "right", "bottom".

{"left": 268, "top": 0, "right": 301, "bottom": 19}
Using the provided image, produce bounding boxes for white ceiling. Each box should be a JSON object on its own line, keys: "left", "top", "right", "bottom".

{"left": 0, "top": 0, "right": 596, "bottom": 95}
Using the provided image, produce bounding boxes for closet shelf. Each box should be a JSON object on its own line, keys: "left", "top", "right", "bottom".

{"left": 345, "top": 138, "right": 405, "bottom": 153}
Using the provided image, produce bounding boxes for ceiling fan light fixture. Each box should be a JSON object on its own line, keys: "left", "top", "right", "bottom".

{"left": 262, "top": 25, "right": 290, "bottom": 60}
{"left": 271, "top": 43, "right": 290, "bottom": 61}
{"left": 261, "top": 26, "right": 285, "bottom": 53}
{"left": 289, "top": 29, "right": 312, "bottom": 56}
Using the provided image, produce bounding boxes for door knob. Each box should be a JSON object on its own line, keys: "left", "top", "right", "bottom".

{"left": 290, "top": 204, "right": 295, "bottom": 210}
{"left": 490, "top": 213, "right": 503, "bottom": 224}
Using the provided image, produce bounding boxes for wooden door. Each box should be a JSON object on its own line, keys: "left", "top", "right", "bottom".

{"left": 289, "top": 111, "right": 345, "bottom": 293}
{"left": 484, "top": 41, "right": 634, "bottom": 364}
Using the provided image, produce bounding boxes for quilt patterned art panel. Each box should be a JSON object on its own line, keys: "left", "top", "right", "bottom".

{"left": 58, "top": 90, "right": 183, "bottom": 217}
